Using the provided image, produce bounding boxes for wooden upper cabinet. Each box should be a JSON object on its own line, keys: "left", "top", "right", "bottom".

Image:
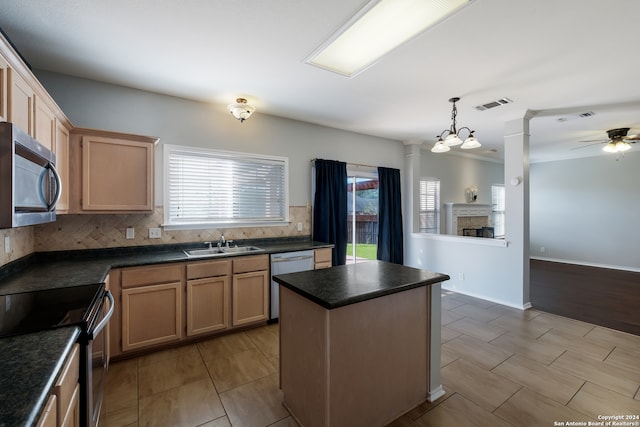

{"left": 34, "top": 95, "right": 56, "bottom": 151}
{"left": 0, "top": 54, "right": 7, "bottom": 122}
{"left": 55, "top": 120, "right": 71, "bottom": 213}
{"left": 7, "top": 68, "right": 34, "bottom": 135}
{"left": 69, "top": 129, "right": 158, "bottom": 213}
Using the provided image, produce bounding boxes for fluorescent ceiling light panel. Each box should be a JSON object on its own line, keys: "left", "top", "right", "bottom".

{"left": 306, "top": 0, "right": 471, "bottom": 77}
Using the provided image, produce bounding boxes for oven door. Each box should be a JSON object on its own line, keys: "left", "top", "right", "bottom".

{"left": 86, "top": 290, "right": 114, "bottom": 427}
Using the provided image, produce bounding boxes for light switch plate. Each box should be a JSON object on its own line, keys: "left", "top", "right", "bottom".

{"left": 149, "top": 227, "right": 162, "bottom": 239}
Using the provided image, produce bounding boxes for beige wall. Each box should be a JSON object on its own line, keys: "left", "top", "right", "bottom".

{"left": 0, "top": 71, "right": 404, "bottom": 267}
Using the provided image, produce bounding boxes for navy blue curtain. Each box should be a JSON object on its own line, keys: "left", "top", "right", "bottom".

{"left": 313, "top": 159, "right": 348, "bottom": 266}
{"left": 377, "top": 167, "right": 403, "bottom": 264}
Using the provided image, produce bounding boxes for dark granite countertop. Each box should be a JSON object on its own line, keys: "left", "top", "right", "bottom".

{"left": 273, "top": 260, "right": 449, "bottom": 309}
{"left": 0, "top": 239, "right": 333, "bottom": 295}
{"left": 0, "top": 237, "right": 332, "bottom": 426}
{"left": 0, "top": 327, "right": 80, "bottom": 427}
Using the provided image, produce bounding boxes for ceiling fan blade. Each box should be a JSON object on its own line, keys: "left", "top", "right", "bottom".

{"left": 578, "top": 139, "right": 607, "bottom": 143}
{"left": 571, "top": 141, "right": 603, "bottom": 150}
{"left": 623, "top": 134, "right": 640, "bottom": 141}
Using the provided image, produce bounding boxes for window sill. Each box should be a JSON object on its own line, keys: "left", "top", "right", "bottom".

{"left": 163, "top": 220, "right": 291, "bottom": 231}
{"left": 411, "top": 232, "right": 509, "bottom": 247}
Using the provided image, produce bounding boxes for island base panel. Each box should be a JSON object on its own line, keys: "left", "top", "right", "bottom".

{"left": 280, "top": 285, "right": 432, "bottom": 427}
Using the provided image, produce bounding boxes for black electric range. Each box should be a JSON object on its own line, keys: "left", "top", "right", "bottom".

{"left": 0, "top": 284, "right": 104, "bottom": 338}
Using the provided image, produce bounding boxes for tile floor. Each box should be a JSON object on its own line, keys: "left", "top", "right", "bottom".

{"left": 103, "top": 290, "right": 640, "bottom": 427}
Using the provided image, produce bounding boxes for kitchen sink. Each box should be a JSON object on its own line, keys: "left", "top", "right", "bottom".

{"left": 183, "top": 245, "right": 264, "bottom": 258}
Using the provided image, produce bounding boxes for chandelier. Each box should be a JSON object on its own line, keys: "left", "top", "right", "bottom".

{"left": 431, "top": 97, "right": 481, "bottom": 153}
{"left": 227, "top": 98, "right": 256, "bottom": 123}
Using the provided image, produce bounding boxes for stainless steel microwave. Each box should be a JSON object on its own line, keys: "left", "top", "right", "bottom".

{"left": 0, "top": 122, "right": 61, "bottom": 228}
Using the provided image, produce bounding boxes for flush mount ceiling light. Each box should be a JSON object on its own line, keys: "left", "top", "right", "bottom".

{"left": 431, "top": 97, "right": 480, "bottom": 153}
{"left": 227, "top": 98, "right": 256, "bottom": 123}
{"left": 306, "top": 0, "right": 472, "bottom": 77}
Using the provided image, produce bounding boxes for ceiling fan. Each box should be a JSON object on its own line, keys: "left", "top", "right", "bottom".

{"left": 574, "top": 128, "right": 640, "bottom": 153}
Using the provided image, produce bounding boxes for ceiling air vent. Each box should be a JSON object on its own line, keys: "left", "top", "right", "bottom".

{"left": 557, "top": 112, "right": 596, "bottom": 122}
{"left": 475, "top": 97, "right": 513, "bottom": 111}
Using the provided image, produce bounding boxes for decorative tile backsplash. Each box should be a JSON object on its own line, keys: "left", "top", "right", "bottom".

{"left": 0, "top": 227, "right": 35, "bottom": 266}
{"left": 32, "top": 206, "right": 311, "bottom": 252}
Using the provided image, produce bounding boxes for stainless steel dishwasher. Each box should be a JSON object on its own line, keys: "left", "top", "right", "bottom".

{"left": 270, "top": 250, "right": 315, "bottom": 320}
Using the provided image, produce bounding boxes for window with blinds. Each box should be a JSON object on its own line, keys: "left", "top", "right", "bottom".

{"left": 491, "top": 184, "right": 505, "bottom": 237}
{"left": 164, "top": 145, "right": 288, "bottom": 227}
{"left": 419, "top": 177, "right": 440, "bottom": 233}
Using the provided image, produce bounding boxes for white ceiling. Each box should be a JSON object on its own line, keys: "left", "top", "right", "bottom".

{"left": 2, "top": 0, "right": 640, "bottom": 162}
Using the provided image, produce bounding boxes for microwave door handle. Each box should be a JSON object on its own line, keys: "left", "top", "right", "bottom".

{"left": 44, "top": 162, "right": 62, "bottom": 211}
{"left": 93, "top": 290, "right": 115, "bottom": 336}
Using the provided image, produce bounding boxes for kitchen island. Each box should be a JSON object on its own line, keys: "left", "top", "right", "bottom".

{"left": 273, "top": 261, "right": 449, "bottom": 427}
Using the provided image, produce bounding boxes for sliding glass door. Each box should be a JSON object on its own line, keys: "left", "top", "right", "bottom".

{"left": 346, "top": 174, "right": 379, "bottom": 264}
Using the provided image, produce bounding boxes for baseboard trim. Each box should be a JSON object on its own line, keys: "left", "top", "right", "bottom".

{"left": 530, "top": 256, "right": 640, "bottom": 273}
{"left": 428, "top": 385, "right": 446, "bottom": 402}
{"left": 442, "top": 285, "right": 531, "bottom": 310}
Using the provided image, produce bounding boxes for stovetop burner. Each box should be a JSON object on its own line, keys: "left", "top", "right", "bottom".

{"left": 0, "top": 284, "right": 103, "bottom": 338}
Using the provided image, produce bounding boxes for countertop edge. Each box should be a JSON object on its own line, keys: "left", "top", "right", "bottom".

{"left": 274, "top": 265, "right": 450, "bottom": 310}
{"left": 28, "top": 328, "right": 81, "bottom": 427}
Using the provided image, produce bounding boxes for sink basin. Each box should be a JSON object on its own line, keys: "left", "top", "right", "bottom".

{"left": 183, "top": 245, "right": 264, "bottom": 258}
{"left": 221, "top": 246, "right": 264, "bottom": 254}
{"left": 183, "top": 247, "right": 225, "bottom": 257}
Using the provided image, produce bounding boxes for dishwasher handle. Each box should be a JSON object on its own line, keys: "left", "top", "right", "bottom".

{"left": 271, "top": 255, "right": 314, "bottom": 262}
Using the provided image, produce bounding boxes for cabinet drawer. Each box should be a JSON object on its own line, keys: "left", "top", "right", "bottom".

{"left": 314, "top": 248, "right": 332, "bottom": 264}
{"left": 187, "top": 259, "right": 231, "bottom": 280}
{"left": 122, "top": 264, "right": 183, "bottom": 288}
{"left": 232, "top": 255, "right": 268, "bottom": 274}
{"left": 315, "top": 261, "right": 332, "bottom": 270}
{"left": 53, "top": 343, "right": 79, "bottom": 426}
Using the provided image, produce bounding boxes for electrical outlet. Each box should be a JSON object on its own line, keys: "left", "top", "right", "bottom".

{"left": 125, "top": 228, "right": 135, "bottom": 239}
{"left": 4, "top": 236, "right": 10, "bottom": 253}
{"left": 540, "top": 246, "right": 546, "bottom": 253}
{"left": 149, "top": 227, "right": 162, "bottom": 239}
{"left": 459, "top": 273, "right": 465, "bottom": 281}
{"left": 297, "top": 222, "right": 303, "bottom": 231}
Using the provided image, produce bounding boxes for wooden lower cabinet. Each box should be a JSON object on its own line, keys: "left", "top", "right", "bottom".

{"left": 120, "top": 263, "right": 184, "bottom": 353}
{"left": 232, "top": 255, "right": 269, "bottom": 326}
{"left": 113, "top": 255, "right": 272, "bottom": 356}
{"left": 36, "top": 395, "right": 57, "bottom": 427}
{"left": 122, "top": 282, "right": 183, "bottom": 352}
{"left": 186, "top": 259, "right": 231, "bottom": 336}
{"left": 314, "top": 247, "right": 333, "bottom": 269}
{"left": 59, "top": 384, "right": 80, "bottom": 427}
{"left": 52, "top": 344, "right": 80, "bottom": 427}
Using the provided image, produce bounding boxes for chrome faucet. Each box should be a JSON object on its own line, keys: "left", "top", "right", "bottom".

{"left": 217, "top": 234, "right": 226, "bottom": 249}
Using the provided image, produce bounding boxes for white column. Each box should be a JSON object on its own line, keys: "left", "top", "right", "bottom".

{"left": 504, "top": 116, "right": 532, "bottom": 307}
{"left": 403, "top": 141, "right": 422, "bottom": 234}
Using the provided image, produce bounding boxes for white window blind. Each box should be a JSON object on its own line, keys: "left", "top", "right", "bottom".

{"left": 419, "top": 177, "right": 440, "bottom": 233}
{"left": 164, "top": 145, "right": 288, "bottom": 227}
{"left": 491, "top": 184, "right": 505, "bottom": 237}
